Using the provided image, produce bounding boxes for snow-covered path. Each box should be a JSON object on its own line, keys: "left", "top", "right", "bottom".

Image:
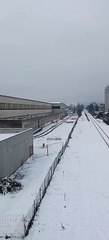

{"left": 0, "top": 118, "right": 77, "bottom": 237}
{"left": 27, "top": 113, "right": 109, "bottom": 240}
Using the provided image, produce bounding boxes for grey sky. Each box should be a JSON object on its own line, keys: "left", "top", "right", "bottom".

{"left": 0, "top": 0, "right": 109, "bottom": 104}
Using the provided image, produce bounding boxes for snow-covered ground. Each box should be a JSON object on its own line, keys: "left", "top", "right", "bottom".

{"left": 0, "top": 118, "right": 76, "bottom": 237}
{"left": 95, "top": 118, "right": 109, "bottom": 135}
{"left": 27, "top": 113, "right": 109, "bottom": 240}
{"left": 88, "top": 112, "right": 109, "bottom": 135}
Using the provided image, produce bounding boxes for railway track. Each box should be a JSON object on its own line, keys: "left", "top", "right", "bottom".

{"left": 33, "top": 117, "right": 68, "bottom": 139}
{"left": 87, "top": 113, "right": 109, "bottom": 148}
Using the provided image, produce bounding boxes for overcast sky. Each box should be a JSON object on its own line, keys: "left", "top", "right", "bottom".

{"left": 0, "top": 0, "right": 109, "bottom": 104}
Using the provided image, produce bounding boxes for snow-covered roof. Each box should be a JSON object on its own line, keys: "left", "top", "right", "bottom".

{"left": 50, "top": 102, "right": 62, "bottom": 104}
{"left": 0, "top": 133, "right": 16, "bottom": 141}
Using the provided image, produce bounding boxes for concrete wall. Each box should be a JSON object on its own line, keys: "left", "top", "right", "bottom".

{"left": 0, "top": 128, "right": 27, "bottom": 133}
{"left": 0, "top": 113, "right": 64, "bottom": 130}
{"left": 22, "top": 113, "right": 62, "bottom": 130}
{"left": 0, "top": 129, "right": 33, "bottom": 178}
{"left": 40, "top": 114, "right": 61, "bottom": 127}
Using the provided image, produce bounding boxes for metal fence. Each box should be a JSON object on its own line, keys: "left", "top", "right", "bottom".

{"left": 0, "top": 215, "right": 24, "bottom": 239}
{"left": 0, "top": 119, "right": 78, "bottom": 239}
{"left": 34, "top": 141, "right": 63, "bottom": 158}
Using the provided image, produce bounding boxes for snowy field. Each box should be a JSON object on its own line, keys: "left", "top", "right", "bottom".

{"left": 27, "top": 113, "right": 109, "bottom": 240}
{"left": 0, "top": 118, "right": 76, "bottom": 237}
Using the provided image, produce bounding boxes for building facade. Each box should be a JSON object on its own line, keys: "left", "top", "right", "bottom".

{"left": 51, "top": 102, "right": 68, "bottom": 116}
{"left": 0, "top": 128, "right": 33, "bottom": 178}
{"left": 0, "top": 95, "right": 66, "bottom": 130}
{"left": 104, "top": 86, "right": 109, "bottom": 112}
{"left": 0, "top": 95, "right": 52, "bottom": 119}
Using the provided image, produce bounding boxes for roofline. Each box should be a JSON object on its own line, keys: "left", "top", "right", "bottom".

{"left": 0, "top": 94, "right": 51, "bottom": 105}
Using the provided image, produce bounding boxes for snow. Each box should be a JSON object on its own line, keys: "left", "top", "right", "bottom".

{"left": 0, "top": 133, "right": 16, "bottom": 141}
{"left": 0, "top": 117, "right": 76, "bottom": 237}
{"left": 66, "top": 116, "right": 78, "bottom": 123}
{"left": 87, "top": 113, "right": 109, "bottom": 145}
{"left": 95, "top": 117, "right": 109, "bottom": 134}
{"left": 26, "top": 113, "right": 109, "bottom": 240}
{"left": 33, "top": 122, "right": 56, "bottom": 136}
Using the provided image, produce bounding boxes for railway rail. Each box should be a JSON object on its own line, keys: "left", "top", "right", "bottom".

{"left": 87, "top": 113, "right": 109, "bottom": 148}
{"left": 33, "top": 117, "right": 68, "bottom": 139}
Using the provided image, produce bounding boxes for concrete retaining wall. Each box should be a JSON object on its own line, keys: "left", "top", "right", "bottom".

{"left": 0, "top": 128, "right": 27, "bottom": 133}
{"left": 0, "top": 129, "right": 33, "bottom": 178}
{"left": 22, "top": 113, "right": 62, "bottom": 130}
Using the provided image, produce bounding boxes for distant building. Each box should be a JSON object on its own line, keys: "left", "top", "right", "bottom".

{"left": 99, "top": 103, "right": 105, "bottom": 112}
{"left": 51, "top": 102, "right": 68, "bottom": 117}
{"left": 104, "top": 86, "right": 109, "bottom": 112}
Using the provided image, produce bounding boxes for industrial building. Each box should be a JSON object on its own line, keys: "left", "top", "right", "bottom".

{"left": 51, "top": 102, "right": 68, "bottom": 113}
{"left": 0, "top": 128, "right": 33, "bottom": 178}
{"left": 104, "top": 86, "right": 109, "bottom": 112}
{"left": 51, "top": 102, "right": 68, "bottom": 119}
{"left": 0, "top": 95, "right": 67, "bottom": 178}
{"left": 0, "top": 95, "right": 52, "bottom": 118}
{"left": 0, "top": 95, "right": 66, "bottom": 130}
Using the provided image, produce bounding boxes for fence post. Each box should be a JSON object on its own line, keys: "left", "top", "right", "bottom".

{"left": 22, "top": 215, "right": 26, "bottom": 237}
{"left": 39, "top": 187, "right": 41, "bottom": 202}
{"left": 33, "top": 200, "right": 36, "bottom": 215}
{"left": 47, "top": 144, "right": 48, "bottom": 156}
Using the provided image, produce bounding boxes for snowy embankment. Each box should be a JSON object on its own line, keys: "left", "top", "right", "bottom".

{"left": 27, "top": 113, "right": 109, "bottom": 240}
{"left": 0, "top": 118, "right": 77, "bottom": 238}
